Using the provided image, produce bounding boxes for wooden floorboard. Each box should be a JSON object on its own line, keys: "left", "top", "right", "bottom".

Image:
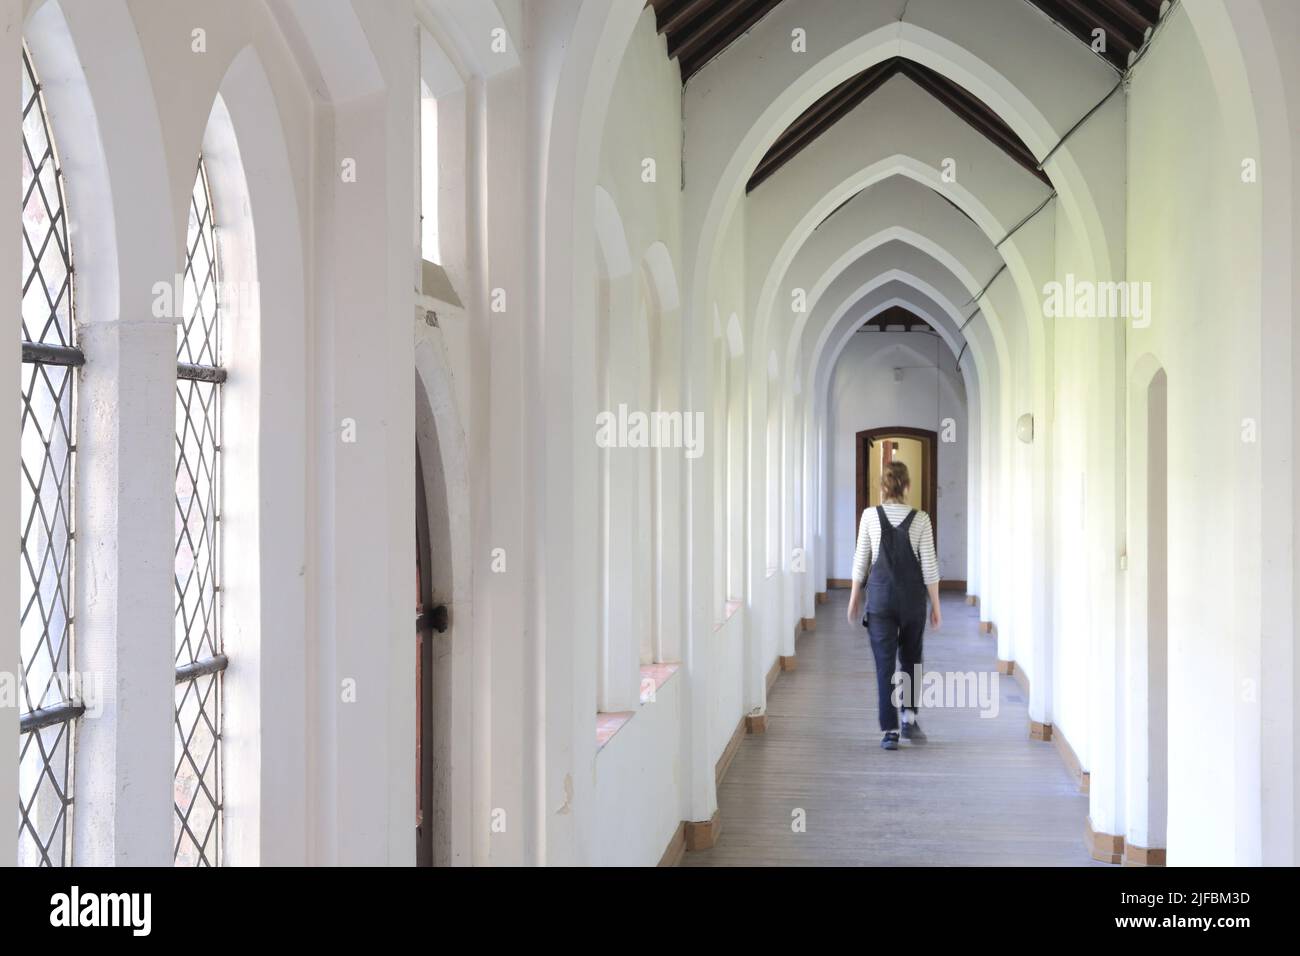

{"left": 683, "top": 590, "right": 1098, "bottom": 866}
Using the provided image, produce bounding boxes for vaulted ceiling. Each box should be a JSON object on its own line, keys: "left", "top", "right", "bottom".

{"left": 748, "top": 56, "right": 1050, "bottom": 192}
{"left": 646, "top": 0, "right": 1166, "bottom": 192}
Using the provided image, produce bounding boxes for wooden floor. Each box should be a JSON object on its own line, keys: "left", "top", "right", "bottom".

{"left": 683, "top": 590, "right": 1096, "bottom": 866}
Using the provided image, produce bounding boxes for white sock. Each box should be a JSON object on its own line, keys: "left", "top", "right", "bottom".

{"left": 901, "top": 709, "right": 916, "bottom": 725}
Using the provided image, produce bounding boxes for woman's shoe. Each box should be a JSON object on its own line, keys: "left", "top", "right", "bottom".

{"left": 881, "top": 731, "right": 900, "bottom": 750}
{"left": 901, "top": 720, "right": 927, "bottom": 743}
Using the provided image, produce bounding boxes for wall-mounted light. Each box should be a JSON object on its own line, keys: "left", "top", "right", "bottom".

{"left": 1017, "top": 413, "right": 1034, "bottom": 444}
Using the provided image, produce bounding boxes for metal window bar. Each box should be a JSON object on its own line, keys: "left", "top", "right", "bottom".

{"left": 18, "top": 45, "right": 80, "bottom": 869}
{"left": 174, "top": 158, "right": 225, "bottom": 867}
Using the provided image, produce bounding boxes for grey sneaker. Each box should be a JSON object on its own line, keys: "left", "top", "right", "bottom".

{"left": 901, "top": 719, "right": 927, "bottom": 743}
{"left": 881, "top": 730, "right": 900, "bottom": 751}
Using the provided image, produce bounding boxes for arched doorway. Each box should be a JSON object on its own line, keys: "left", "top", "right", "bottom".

{"left": 414, "top": 447, "right": 445, "bottom": 866}
{"left": 855, "top": 426, "right": 938, "bottom": 550}
{"left": 414, "top": 425, "right": 452, "bottom": 865}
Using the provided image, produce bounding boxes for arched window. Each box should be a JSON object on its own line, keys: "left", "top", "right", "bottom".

{"left": 174, "top": 158, "right": 225, "bottom": 867}
{"left": 18, "top": 46, "right": 83, "bottom": 867}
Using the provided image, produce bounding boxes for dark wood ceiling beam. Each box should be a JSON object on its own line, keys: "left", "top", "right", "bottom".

{"left": 748, "top": 56, "right": 1052, "bottom": 192}
{"left": 653, "top": 0, "right": 717, "bottom": 37}
{"left": 667, "top": 0, "right": 756, "bottom": 63}
{"left": 898, "top": 62, "right": 1050, "bottom": 184}
{"left": 862, "top": 306, "right": 935, "bottom": 333}
{"left": 1024, "top": 0, "right": 1118, "bottom": 68}
{"left": 677, "top": 0, "right": 787, "bottom": 81}
{"left": 749, "top": 61, "right": 899, "bottom": 189}
{"left": 1051, "top": 0, "right": 1143, "bottom": 53}
{"left": 1092, "top": 0, "right": 1156, "bottom": 33}
{"left": 1117, "top": 0, "right": 1164, "bottom": 25}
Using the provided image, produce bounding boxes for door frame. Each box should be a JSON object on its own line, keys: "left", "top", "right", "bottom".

{"left": 415, "top": 447, "right": 435, "bottom": 867}
{"left": 855, "top": 426, "right": 939, "bottom": 553}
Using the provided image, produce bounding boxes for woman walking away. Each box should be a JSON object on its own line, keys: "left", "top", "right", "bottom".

{"left": 846, "top": 460, "right": 941, "bottom": 750}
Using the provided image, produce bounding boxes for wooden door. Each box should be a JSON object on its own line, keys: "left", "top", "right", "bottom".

{"left": 854, "top": 427, "right": 939, "bottom": 563}
{"left": 415, "top": 452, "right": 434, "bottom": 866}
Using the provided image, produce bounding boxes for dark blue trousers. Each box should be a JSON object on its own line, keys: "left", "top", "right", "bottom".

{"left": 865, "top": 609, "right": 925, "bottom": 732}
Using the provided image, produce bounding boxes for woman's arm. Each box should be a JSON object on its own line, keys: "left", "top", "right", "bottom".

{"left": 847, "top": 509, "right": 873, "bottom": 624}
{"left": 920, "top": 513, "right": 941, "bottom": 629}
{"left": 848, "top": 578, "right": 865, "bottom": 625}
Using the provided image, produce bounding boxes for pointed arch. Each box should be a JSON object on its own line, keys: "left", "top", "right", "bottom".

{"left": 187, "top": 44, "right": 308, "bottom": 867}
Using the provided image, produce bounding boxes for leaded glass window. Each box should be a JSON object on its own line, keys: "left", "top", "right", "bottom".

{"left": 174, "top": 159, "right": 226, "bottom": 867}
{"left": 18, "top": 46, "right": 83, "bottom": 867}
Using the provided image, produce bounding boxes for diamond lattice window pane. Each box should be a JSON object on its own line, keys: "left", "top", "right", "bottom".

{"left": 174, "top": 159, "right": 223, "bottom": 866}
{"left": 18, "top": 721, "right": 72, "bottom": 867}
{"left": 18, "top": 47, "right": 77, "bottom": 868}
{"left": 174, "top": 673, "right": 221, "bottom": 867}
{"left": 20, "top": 51, "right": 72, "bottom": 349}
{"left": 178, "top": 164, "right": 220, "bottom": 366}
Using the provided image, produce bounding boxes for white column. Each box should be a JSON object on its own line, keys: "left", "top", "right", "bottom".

{"left": 684, "top": 303, "right": 717, "bottom": 823}
{"left": 308, "top": 77, "right": 417, "bottom": 866}
{"left": 74, "top": 318, "right": 178, "bottom": 866}
{"left": 742, "top": 366, "right": 768, "bottom": 718}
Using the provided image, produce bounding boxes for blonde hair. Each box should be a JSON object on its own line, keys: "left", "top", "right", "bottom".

{"left": 880, "top": 460, "right": 910, "bottom": 502}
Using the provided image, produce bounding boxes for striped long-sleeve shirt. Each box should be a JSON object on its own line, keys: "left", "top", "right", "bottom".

{"left": 851, "top": 503, "right": 940, "bottom": 586}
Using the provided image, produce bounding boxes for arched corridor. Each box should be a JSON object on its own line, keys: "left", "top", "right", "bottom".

{"left": 4, "top": 0, "right": 1300, "bottom": 888}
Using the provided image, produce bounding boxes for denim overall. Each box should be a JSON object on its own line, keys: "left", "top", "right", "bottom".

{"left": 862, "top": 506, "right": 928, "bottom": 732}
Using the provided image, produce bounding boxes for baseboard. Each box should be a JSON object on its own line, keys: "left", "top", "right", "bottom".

{"left": 675, "top": 658, "right": 787, "bottom": 864}
{"left": 827, "top": 578, "right": 852, "bottom": 589}
{"left": 815, "top": 591, "right": 828, "bottom": 605}
{"left": 1086, "top": 817, "right": 1124, "bottom": 864}
{"left": 1029, "top": 719, "right": 1053, "bottom": 741}
{"left": 779, "top": 655, "right": 797, "bottom": 671}
{"left": 685, "top": 810, "right": 722, "bottom": 851}
{"left": 1124, "top": 844, "right": 1166, "bottom": 867}
{"left": 800, "top": 617, "right": 816, "bottom": 631}
{"left": 995, "top": 659, "right": 1014, "bottom": 675}
{"left": 939, "top": 579, "right": 967, "bottom": 592}
{"left": 1052, "top": 724, "right": 1090, "bottom": 793}
{"left": 658, "top": 822, "right": 686, "bottom": 867}
{"left": 979, "top": 621, "right": 993, "bottom": 633}
{"left": 715, "top": 715, "right": 746, "bottom": 785}
{"left": 965, "top": 595, "right": 978, "bottom": 606}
